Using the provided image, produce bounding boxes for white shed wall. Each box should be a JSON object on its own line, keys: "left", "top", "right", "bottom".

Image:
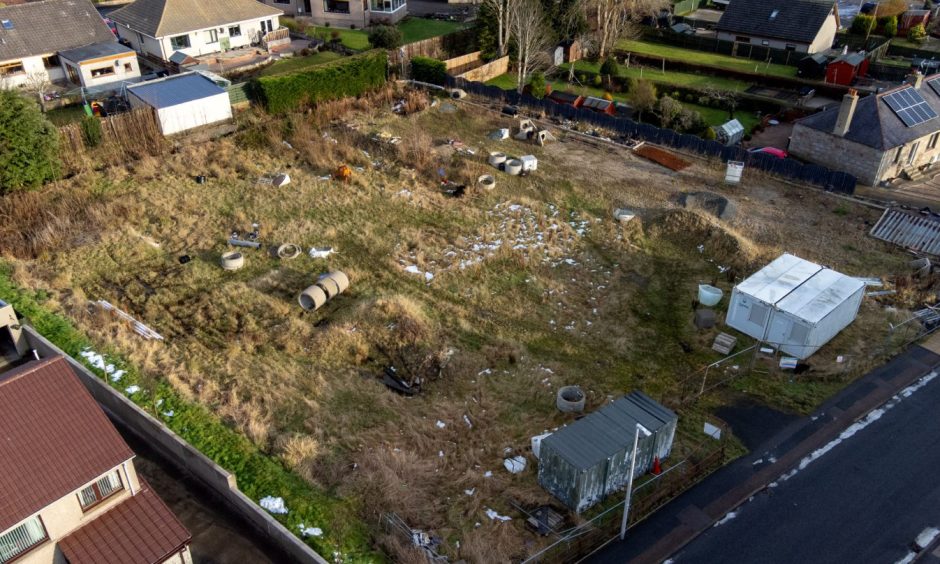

{"left": 155, "top": 93, "right": 232, "bottom": 135}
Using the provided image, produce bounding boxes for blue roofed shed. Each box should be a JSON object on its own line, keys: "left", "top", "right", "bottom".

{"left": 126, "top": 72, "right": 232, "bottom": 135}
{"left": 537, "top": 391, "right": 678, "bottom": 513}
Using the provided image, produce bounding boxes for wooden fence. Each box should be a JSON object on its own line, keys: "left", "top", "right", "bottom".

{"left": 388, "top": 28, "right": 477, "bottom": 66}
{"left": 58, "top": 108, "right": 165, "bottom": 161}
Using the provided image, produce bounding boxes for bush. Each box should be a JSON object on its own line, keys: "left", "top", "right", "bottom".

{"left": 602, "top": 91, "right": 614, "bottom": 101}
{"left": 908, "top": 23, "right": 927, "bottom": 42}
{"left": 368, "top": 25, "right": 402, "bottom": 49}
{"left": 254, "top": 50, "right": 388, "bottom": 113}
{"left": 883, "top": 15, "right": 898, "bottom": 37}
{"left": 280, "top": 17, "right": 300, "bottom": 33}
{"left": 0, "top": 90, "right": 59, "bottom": 193}
{"left": 592, "top": 74, "right": 603, "bottom": 86}
{"left": 702, "top": 126, "right": 717, "bottom": 140}
{"left": 528, "top": 71, "right": 547, "bottom": 99}
{"left": 851, "top": 14, "right": 875, "bottom": 35}
{"left": 578, "top": 73, "right": 587, "bottom": 83}
{"left": 411, "top": 56, "right": 447, "bottom": 85}
{"left": 600, "top": 56, "right": 619, "bottom": 77}
{"left": 80, "top": 115, "right": 102, "bottom": 147}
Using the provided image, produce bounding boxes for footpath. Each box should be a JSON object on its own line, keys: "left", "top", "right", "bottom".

{"left": 586, "top": 334, "right": 940, "bottom": 564}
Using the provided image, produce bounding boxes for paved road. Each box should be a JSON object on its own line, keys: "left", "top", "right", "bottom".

{"left": 675, "top": 370, "right": 940, "bottom": 564}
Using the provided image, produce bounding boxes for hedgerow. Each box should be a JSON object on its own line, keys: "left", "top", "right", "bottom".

{"left": 410, "top": 56, "right": 447, "bottom": 85}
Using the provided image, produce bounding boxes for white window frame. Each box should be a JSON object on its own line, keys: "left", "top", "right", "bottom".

{"left": 0, "top": 515, "right": 48, "bottom": 563}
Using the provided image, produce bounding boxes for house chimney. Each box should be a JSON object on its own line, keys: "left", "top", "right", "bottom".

{"left": 910, "top": 71, "right": 925, "bottom": 89}
{"left": 833, "top": 88, "right": 858, "bottom": 137}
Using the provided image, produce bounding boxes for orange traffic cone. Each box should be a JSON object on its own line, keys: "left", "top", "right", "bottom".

{"left": 652, "top": 456, "right": 662, "bottom": 475}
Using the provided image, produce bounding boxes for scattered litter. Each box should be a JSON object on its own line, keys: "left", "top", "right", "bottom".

{"left": 855, "top": 277, "right": 884, "bottom": 287}
{"left": 713, "top": 510, "right": 737, "bottom": 527}
{"left": 439, "top": 450, "right": 444, "bottom": 458}
{"left": 109, "top": 370, "right": 125, "bottom": 382}
{"left": 779, "top": 357, "right": 798, "bottom": 370}
{"left": 220, "top": 251, "right": 245, "bottom": 271}
{"left": 836, "top": 355, "right": 845, "bottom": 363}
{"left": 125, "top": 385, "right": 141, "bottom": 395}
{"left": 259, "top": 496, "right": 289, "bottom": 514}
{"left": 503, "top": 455, "right": 526, "bottom": 474}
{"left": 178, "top": 255, "right": 191, "bottom": 264}
{"left": 465, "top": 488, "right": 475, "bottom": 496}
{"left": 760, "top": 347, "right": 775, "bottom": 354}
{"left": 463, "top": 414, "right": 473, "bottom": 428}
{"left": 526, "top": 506, "right": 564, "bottom": 535}
{"left": 298, "top": 525, "right": 323, "bottom": 537}
{"left": 277, "top": 244, "right": 301, "bottom": 259}
{"left": 613, "top": 208, "right": 635, "bottom": 222}
{"left": 483, "top": 471, "right": 493, "bottom": 478}
{"left": 403, "top": 264, "right": 434, "bottom": 282}
{"left": 92, "top": 301, "right": 164, "bottom": 340}
{"left": 867, "top": 290, "right": 896, "bottom": 297}
{"left": 436, "top": 420, "right": 446, "bottom": 429}
{"left": 478, "top": 368, "right": 492, "bottom": 376}
{"left": 489, "top": 128, "right": 509, "bottom": 141}
{"left": 309, "top": 247, "right": 335, "bottom": 259}
{"left": 485, "top": 508, "right": 512, "bottom": 522}
{"left": 272, "top": 173, "right": 291, "bottom": 187}
{"left": 163, "top": 410, "right": 175, "bottom": 417}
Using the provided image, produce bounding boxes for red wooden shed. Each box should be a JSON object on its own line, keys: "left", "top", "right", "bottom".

{"left": 826, "top": 53, "right": 869, "bottom": 86}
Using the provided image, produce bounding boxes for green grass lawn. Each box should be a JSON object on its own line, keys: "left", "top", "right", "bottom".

{"left": 259, "top": 51, "right": 344, "bottom": 76}
{"left": 562, "top": 60, "right": 751, "bottom": 92}
{"left": 616, "top": 39, "right": 799, "bottom": 78}
{"left": 485, "top": 73, "right": 759, "bottom": 130}
{"left": 398, "top": 17, "right": 466, "bottom": 44}
{"left": 45, "top": 104, "right": 87, "bottom": 126}
{"left": 308, "top": 26, "right": 371, "bottom": 51}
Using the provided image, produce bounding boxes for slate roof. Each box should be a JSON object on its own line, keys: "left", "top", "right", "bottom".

{"left": 716, "top": 0, "right": 838, "bottom": 44}
{"left": 59, "top": 41, "right": 134, "bottom": 63}
{"left": 832, "top": 52, "right": 866, "bottom": 67}
{"left": 541, "top": 391, "right": 677, "bottom": 470}
{"left": 109, "top": 0, "right": 282, "bottom": 38}
{"left": 0, "top": 0, "right": 116, "bottom": 62}
{"left": 0, "top": 356, "right": 135, "bottom": 533}
{"left": 59, "top": 481, "right": 191, "bottom": 564}
{"left": 127, "top": 72, "right": 226, "bottom": 108}
{"left": 795, "top": 76, "right": 940, "bottom": 150}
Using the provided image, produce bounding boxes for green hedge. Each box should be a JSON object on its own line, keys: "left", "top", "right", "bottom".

{"left": 411, "top": 56, "right": 447, "bottom": 85}
{"left": 0, "top": 262, "right": 377, "bottom": 561}
{"left": 253, "top": 50, "right": 388, "bottom": 114}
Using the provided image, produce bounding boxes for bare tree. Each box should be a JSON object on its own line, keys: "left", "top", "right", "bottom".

{"left": 702, "top": 86, "right": 739, "bottom": 120}
{"left": 593, "top": 0, "right": 668, "bottom": 58}
{"left": 481, "top": 0, "right": 514, "bottom": 58}
{"left": 510, "top": 0, "right": 552, "bottom": 93}
{"left": 23, "top": 72, "right": 51, "bottom": 102}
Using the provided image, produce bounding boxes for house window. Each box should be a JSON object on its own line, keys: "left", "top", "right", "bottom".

{"left": 124, "top": 62, "right": 133, "bottom": 72}
{"left": 761, "top": 40, "right": 769, "bottom": 46}
{"left": 371, "top": 0, "right": 404, "bottom": 12}
{"left": 0, "top": 61, "right": 24, "bottom": 75}
{"left": 206, "top": 29, "right": 219, "bottom": 43}
{"left": 895, "top": 146, "right": 904, "bottom": 163}
{"left": 41, "top": 55, "right": 59, "bottom": 68}
{"left": 909, "top": 141, "right": 920, "bottom": 165}
{"left": 930, "top": 133, "right": 939, "bottom": 150}
{"left": 90, "top": 66, "right": 115, "bottom": 78}
{"left": 785, "top": 44, "right": 797, "bottom": 51}
{"left": 274, "top": 0, "right": 290, "bottom": 3}
{"left": 324, "top": 0, "right": 350, "bottom": 13}
{"left": 229, "top": 25, "right": 242, "bottom": 37}
{"left": 735, "top": 35, "right": 750, "bottom": 43}
{"left": 77, "top": 470, "right": 123, "bottom": 511}
{"left": 136, "top": 31, "right": 145, "bottom": 45}
{"left": 170, "top": 34, "right": 191, "bottom": 50}
{"left": 0, "top": 515, "right": 48, "bottom": 562}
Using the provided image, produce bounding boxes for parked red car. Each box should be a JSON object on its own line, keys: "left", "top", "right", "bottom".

{"left": 748, "top": 147, "right": 788, "bottom": 159}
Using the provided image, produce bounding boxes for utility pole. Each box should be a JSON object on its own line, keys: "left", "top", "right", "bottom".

{"left": 620, "top": 423, "right": 652, "bottom": 541}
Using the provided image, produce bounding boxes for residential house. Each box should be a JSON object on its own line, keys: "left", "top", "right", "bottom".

{"left": 715, "top": 0, "right": 839, "bottom": 55}
{"left": 0, "top": 354, "right": 193, "bottom": 564}
{"left": 260, "top": 0, "right": 406, "bottom": 27}
{"left": 789, "top": 74, "right": 940, "bottom": 185}
{"left": 58, "top": 42, "right": 142, "bottom": 90}
{"left": 109, "top": 0, "right": 285, "bottom": 62}
{"left": 0, "top": 0, "right": 116, "bottom": 89}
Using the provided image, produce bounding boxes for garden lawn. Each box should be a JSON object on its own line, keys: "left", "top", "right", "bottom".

{"left": 398, "top": 17, "right": 466, "bottom": 44}
{"left": 260, "top": 51, "right": 345, "bottom": 76}
{"left": 616, "top": 39, "right": 798, "bottom": 78}
{"left": 45, "top": 104, "right": 87, "bottom": 126}
{"left": 308, "top": 26, "right": 371, "bottom": 50}
{"left": 563, "top": 60, "right": 750, "bottom": 92}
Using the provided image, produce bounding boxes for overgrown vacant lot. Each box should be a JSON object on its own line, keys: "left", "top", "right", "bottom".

{"left": 0, "top": 88, "right": 911, "bottom": 561}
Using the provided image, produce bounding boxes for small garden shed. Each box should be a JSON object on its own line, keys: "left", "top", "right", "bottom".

{"left": 797, "top": 53, "right": 828, "bottom": 80}
{"left": 537, "top": 391, "right": 678, "bottom": 513}
{"left": 726, "top": 253, "right": 865, "bottom": 359}
{"left": 826, "top": 53, "right": 868, "bottom": 86}
{"left": 126, "top": 72, "right": 232, "bottom": 135}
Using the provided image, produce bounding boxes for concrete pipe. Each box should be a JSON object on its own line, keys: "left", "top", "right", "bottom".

{"left": 478, "top": 175, "right": 496, "bottom": 191}
{"left": 488, "top": 152, "right": 507, "bottom": 167}
{"left": 298, "top": 285, "right": 328, "bottom": 311}
{"left": 277, "top": 244, "right": 301, "bottom": 259}
{"left": 556, "top": 386, "right": 585, "bottom": 413}
{"left": 228, "top": 238, "right": 261, "bottom": 249}
{"left": 504, "top": 159, "right": 523, "bottom": 176}
{"left": 316, "top": 277, "right": 341, "bottom": 299}
{"left": 322, "top": 271, "right": 349, "bottom": 294}
{"left": 220, "top": 252, "right": 244, "bottom": 271}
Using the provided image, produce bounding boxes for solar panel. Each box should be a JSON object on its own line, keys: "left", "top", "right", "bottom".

{"left": 883, "top": 88, "right": 938, "bottom": 127}
{"left": 928, "top": 77, "right": 940, "bottom": 98}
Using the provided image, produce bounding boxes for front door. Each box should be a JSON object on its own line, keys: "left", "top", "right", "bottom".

{"left": 303, "top": 0, "right": 312, "bottom": 12}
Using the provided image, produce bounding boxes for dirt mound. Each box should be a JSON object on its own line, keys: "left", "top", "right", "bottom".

{"left": 647, "top": 209, "right": 764, "bottom": 270}
{"left": 678, "top": 191, "right": 736, "bottom": 220}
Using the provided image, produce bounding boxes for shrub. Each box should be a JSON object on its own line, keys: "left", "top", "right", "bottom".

{"left": 411, "top": 56, "right": 447, "bottom": 85}
{"left": 280, "top": 17, "right": 300, "bottom": 33}
{"left": 592, "top": 74, "right": 603, "bottom": 86}
{"left": 602, "top": 91, "right": 614, "bottom": 101}
{"left": 883, "top": 15, "right": 898, "bottom": 37}
{"left": 851, "top": 14, "right": 875, "bottom": 35}
{"left": 702, "top": 126, "right": 717, "bottom": 140}
{"left": 368, "top": 25, "right": 402, "bottom": 49}
{"left": 330, "top": 30, "right": 340, "bottom": 42}
{"left": 254, "top": 50, "right": 388, "bottom": 113}
{"left": 578, "top": 73, "right": 587, "bottom": 83}
{"left": 528, "top": 71, "right": 547, "bottom": 98}
{"left": 600, "top": 56, "right": 619, "bottom": 77}
{"left": 80, "top": 115, "right": 102, "bottom": 147}
{"left": 908, "top": 23, "right": 927, "bottom": 43}
{"left": 0, "top": 90, "right": 59, "bottom": 193}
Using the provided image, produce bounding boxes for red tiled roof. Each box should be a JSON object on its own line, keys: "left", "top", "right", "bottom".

{"left": 59, "top": 482, "right": 191, "bottom": 564}
{"left": 0, "top": 356, "right": 135, "bottom": 532}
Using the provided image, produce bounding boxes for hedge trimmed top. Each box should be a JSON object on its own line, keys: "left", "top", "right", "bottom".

{"left": 253, "top": 50, "right": 388, "bottom": 114}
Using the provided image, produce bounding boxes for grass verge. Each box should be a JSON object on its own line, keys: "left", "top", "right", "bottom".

{"left": 562, "top": 60, "right": 751, "bottom": 92}
{"left": 616, "top": 39, "right": 798, "bottom": 78}
{"left": 260, "top": 51, "right": 345, "bottom": 76}
{"left": 0, "top": 262, "right": 376, "bottom": 562}
{"left": 308, "top": 27, "right": 371, "bottom": 51}
{"left": 398, "top": 17, "right": 466, "bottom": 43}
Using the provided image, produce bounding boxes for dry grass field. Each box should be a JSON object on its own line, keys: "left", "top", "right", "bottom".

{"left": 0, "top": 86, "right": 918, "bottom": 561}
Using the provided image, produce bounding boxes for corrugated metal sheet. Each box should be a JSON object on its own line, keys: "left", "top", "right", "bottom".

{"left": 537, "top": 391, "right": 678, "bottom": 513}
{"left": 870, "top": 208, "right": 940, "bottom": 256}
{"left": 127, "top": 72, "right": 225, "bottom": 109}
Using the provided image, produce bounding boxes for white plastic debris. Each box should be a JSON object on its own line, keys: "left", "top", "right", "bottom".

{"left": 110, "top": 370, "right": 125, "bottom": 382}
{"left": 483, "top": 471, "right": 493, "bottom": 478}
{"left": 463, "top": 415, "right": 473, "bottom": 428}
{"left": 436, "top": 420, "right": 446, "bottom": 429}
{"left": 125, "top": 385, "right": 141, "bottom": 395}
{"left": 299, "top": 525, "right": 323, "bottom": 538}
{"left": 485, "top": 508, "right": 512, "bottom": 522}
{"left": 309, "top": 247, "right": 335, "bottom": 259}
{"left": 259, "top": 496, "right": 289, "bottom": 514}
{"left": 163, "top": 410, "right": 175, "bottom": 418}
{"left": 465, "top": 488, "right": 476, "bottom": 496}
{"left": 503, "top": 456, "right": 526, "bottom": 474}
